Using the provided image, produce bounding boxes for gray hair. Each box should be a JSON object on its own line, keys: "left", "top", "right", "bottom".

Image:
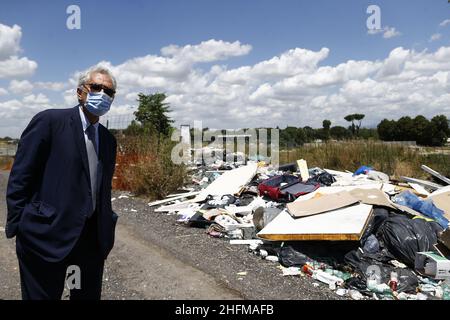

{"left": 78, "top": 66, "right": 117, "bottom": 90}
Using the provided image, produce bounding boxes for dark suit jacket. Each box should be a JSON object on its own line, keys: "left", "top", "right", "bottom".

{"left": 5, "top": 105, "right": 118, "bottom": 262}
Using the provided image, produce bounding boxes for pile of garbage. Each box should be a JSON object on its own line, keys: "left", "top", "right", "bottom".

{"left": 149, "top": 157, "right": 450, "bottom": 300}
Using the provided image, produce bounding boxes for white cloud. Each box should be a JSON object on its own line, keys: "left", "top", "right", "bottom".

{"left": 22, "top": 93, "right": 49, "bottom": 105}
{"left": 439, "top": 19, "right": 450, "bottom": 27}
{"left": 0, "top": 23, "right": 37, "bottom": 79}
{"left": 63, "top": 89, "right": 78, "bottom": 106}
{"left": 0, "top": 24, "right": 22, "bottom": 60}
{"left": 35, "top": 81, "right": 67, "bottom": 91}
{"left": 0, "top": 56, "right": 37, "bottom": 78}
{"left": 368, "top": 26, "right": 401, "bottom": 39}
{"left": 3, "top": 39, "right": 450, "bottom": 137}
{"left": 160, "top": 39, "right": 252, "bottom": 63}
{"left": 383, "top": 27, "right": 401, "bottom": 39}
{"left": 9, "top": 79, "right": 33, "bottom": 94}
{"left": 0, "top": 87, "right": 8, "bottom": 96}
{"left": 429, "top": 33, "right": 442, "bottom": 42}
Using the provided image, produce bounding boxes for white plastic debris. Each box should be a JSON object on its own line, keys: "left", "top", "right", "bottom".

{"left": 349, "top": 290, "right": 364, "bottom": 300}
{"left": 335, "top": 288, "right": 347, "bottom": 296}
{"left": 264, "top": 255, "right": 279, "bottom": 262}
{"left": 313, "top": 270, "right": 344, "bottom": 288}
{"left": 281, "top": 267, "right": 302, "bottom": 276}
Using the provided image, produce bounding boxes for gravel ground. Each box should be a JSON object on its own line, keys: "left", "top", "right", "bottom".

{"left": 0, "top": 170, "right": 346, "bottom": 300}
{"left": 110, "top": 192, "right": 346, "bottom": 300}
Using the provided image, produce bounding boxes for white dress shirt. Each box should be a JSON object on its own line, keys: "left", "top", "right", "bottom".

{"left": 79, "top": 106, "right": 99, "bottom": 152}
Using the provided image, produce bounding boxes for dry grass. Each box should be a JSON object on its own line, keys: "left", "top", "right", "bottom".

{"left": 0, "top": 156, "right": 13, "bottom": 170}
{"left": 113, "top": 135, "right": 188, "bottom": 200}
{"left": 280, "top": 141, "right": 450, "bottom": 180}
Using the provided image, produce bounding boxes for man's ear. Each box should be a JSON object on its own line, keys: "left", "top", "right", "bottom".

{"left": 77, "top": 87, "right": 86, "bottom": 104}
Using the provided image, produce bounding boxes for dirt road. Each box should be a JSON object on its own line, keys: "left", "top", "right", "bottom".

{"left": 0, "top": 170, "right": 241, "bottom": 300}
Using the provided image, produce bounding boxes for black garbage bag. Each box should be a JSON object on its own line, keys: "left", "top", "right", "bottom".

{"left": 376, "top": 214, "right": 442, "bottom": 268}
{"left": 279, "top": 241, "right": 358, "bottom": 268}
{"left": 344, "top": 248, "right": 418, "bottom": 293}
{"left": 188, "top": 212, "right": 213, "bottom": 228}
{"left": 278, "top": 245, "right": 311, "bottom": 267}
{"left": 359, "top": 208, "right": 390, "bottom": 247}
{"left": 306, "top": 172, "right": 336, "bottom": 187}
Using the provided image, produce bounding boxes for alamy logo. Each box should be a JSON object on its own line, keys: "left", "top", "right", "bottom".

{"left": 66, "top": 265, "right": 81, "bottom": 290}
{"left": 366, "top": 5, "right": 381, "bottom": 31}
{"left": 66, "top": 5, "right": 81, "bottom": 30}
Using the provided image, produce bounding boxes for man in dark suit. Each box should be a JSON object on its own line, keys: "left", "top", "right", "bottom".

{"left": 5, "top": 66, "right": 118, "bottom": 300}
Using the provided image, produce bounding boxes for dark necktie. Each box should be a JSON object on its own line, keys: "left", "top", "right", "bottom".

{"left": 85, "top": 124, "right": 98, "bottom": 214}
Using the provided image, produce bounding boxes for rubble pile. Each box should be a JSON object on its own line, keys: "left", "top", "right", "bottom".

{"left": 149, "top": 154, "right": 450, "bottom": 300}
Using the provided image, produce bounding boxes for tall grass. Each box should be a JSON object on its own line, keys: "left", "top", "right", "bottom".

{"left": 280, "top": 141, "right": 450, "bottom": 180}
{"left": 0, "top": 156, "right": 13, "bottom": 170}
{"left": 113, "top": 134, "right": 188, "bottom": 200}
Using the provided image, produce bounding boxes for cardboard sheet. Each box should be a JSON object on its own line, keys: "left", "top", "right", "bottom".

{"left": 348, "top": 188, "right": 396, "bottom": 209}
{"left": 428, "top": 189, "right": 450, "bottom": 221}
{"left": 287, "top": 191, "right": 360, "bottom": 218}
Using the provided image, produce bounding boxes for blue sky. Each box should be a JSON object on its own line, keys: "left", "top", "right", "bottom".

{"left": 0, "top": 0, "right": 449, "bottom": 137}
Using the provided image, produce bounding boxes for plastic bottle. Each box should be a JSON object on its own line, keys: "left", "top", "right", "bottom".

{"left": 389, "top": 271, "right": 398, "bottom": 292}
{"left": 313, "top": 270, "right": 344, "bottom": 288}
{"left": 366, "top": 266, "right": 381, "bottom": 289}
{"left": 302, "top": 264, "right": 314, "bottom": 276}
{"left": 443, "top": 280, "right": 450, "bottom": 300}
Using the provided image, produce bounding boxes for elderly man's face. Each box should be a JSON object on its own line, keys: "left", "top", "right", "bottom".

{"left": 77, "top": 72, "right": 115, "bottom": 105}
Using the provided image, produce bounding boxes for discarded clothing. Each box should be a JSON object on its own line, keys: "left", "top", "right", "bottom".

{"left": 258, "top": 175, "right": 319, "bottom": 202}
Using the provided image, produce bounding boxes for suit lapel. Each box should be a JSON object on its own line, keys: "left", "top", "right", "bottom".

{"left": 97, "top": 125, "right": 109, "bottom": 193}
{"left": 70, "top": 106, "right": 91, "bottom": 186}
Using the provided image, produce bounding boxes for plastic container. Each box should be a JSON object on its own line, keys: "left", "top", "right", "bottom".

{"left": 389, "top": 271, "right": 398, "bottom": 292}
{"left": 443, "top": 280, "right": 450, "bottom": 300}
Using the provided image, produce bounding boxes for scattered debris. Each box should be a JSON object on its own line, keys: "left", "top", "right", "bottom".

{"left": 152, "top": 158, "right": 450, "bottom": 300}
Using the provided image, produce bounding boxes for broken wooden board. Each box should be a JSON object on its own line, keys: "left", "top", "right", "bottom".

{"left": 192, "top": 163, "right": 258, "bottom": 202}
{"left": 148, "top": 191, "right": 200, "bottom": 207}
{"left": 421, "top": 165, "right": 450, "bottom": 185}
{"left": 257, "top": 203, "right": 373, "bottom": 241}
{"left": 401, "top": 176, "right": 443, "bottom": 191}
{"left": 408, "top": 182, "right": 430, "bottom": 197}
{"left": 155, "top": 201, "right": 199, "bottom": 213}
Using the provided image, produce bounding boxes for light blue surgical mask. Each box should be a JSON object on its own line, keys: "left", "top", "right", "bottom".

{"left": 84, "top": 91, "right": 113, "bottom": 117}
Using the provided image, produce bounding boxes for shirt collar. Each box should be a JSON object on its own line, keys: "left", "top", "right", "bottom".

{"left": 79, "top": 106, "right": 99, "bottom": 132}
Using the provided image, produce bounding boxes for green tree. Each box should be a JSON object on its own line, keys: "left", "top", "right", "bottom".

{"left": 344, "top": 114, "right": 356, "bottom": 135}
{"left": 133, "top": 92, "right": 174, "bottom": 146}
{"left": 397, "top": 116, "right": 415, "bottom": 141}
{"left": 430, "top": 115, "right": 449, "bottom": 146}
{"left": 344, "top": 114, "right": 365, "bottom": 136}
{"left": 377, "top": 119, "right": 397, "bottom": 141}
{"left": 330, "top": 126, "right": 351, "bottom": 140}
{"left": 322, "top": 120, "right": 331, "bottom": 140}
{"left": 353, "top": 114, "right": 365, "bottom": 135}
{"left": 413, "top": 115, "right": 431, "bottom": 145}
